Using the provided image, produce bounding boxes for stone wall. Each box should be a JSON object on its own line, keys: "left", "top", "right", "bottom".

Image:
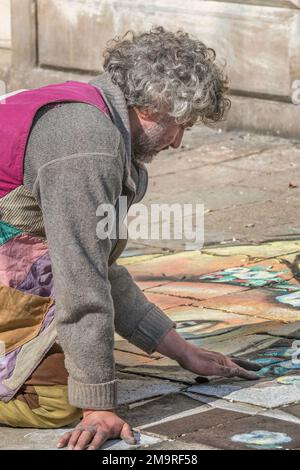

{"left": 1, "top": 0, "right": 300, "bottom": 138}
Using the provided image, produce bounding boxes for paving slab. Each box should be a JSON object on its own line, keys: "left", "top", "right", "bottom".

{"left": 118, "top": 393, "right": 204, "bottom": 428}
{"left": 126, "top": 251, "right": 248, "bottom": 282}
{"left": 165, "top": 306, "right": 269, "bottom": 338}
{"left": 258, "top": 322, "right": 300, "bottom": 339}
{"left": 193, "top": 333, "right": 279, "bottom": 355}
{"left": 146, "top": 132, "right": 277, "bottom": 177}
{"left": 114, "top": 339, "right": 163, "bottom": 359}
{"left": 258, "top": 409, "right": 300, "bottom": 425}
{"left": 135, "top": 280, "right": 172, "bottom": 292}
{"left": 101, "top": 432, "right": 163, "bottom": 450}
{"left": 118, "top": 253, "right": 166, "bottom": 266}
{"left": 143, "top": 292, "right": 195, "bottom": 311}
{"left": 230, "top": 170, "right": 300, "bottom": 203}
{"left": 179, "top": 414, "right": 300, "bottom": 450}
{"left": 123, "top": 358, "right": 199, "bottom": 384}
{"left": 143, "top": 440, "right": 217, "bottom": 450}
{"left": 280, "top": 403, "right": 300, "bottom": 420}
{"left": 187, "top": 377, "right": 300, "bottom": 409}
{"left": 202, "top": 241, "right": 300, "bottom": 260}
{"left": 198, "top": 258, "right": 294, "bottom": 287}
{"left": 114, "top": 350, "right": 158, "bottom": 369}
{"left": 198, "top": 288, "right": 300, "bottom": 322}
{"left": 145, "top": 180, "right": 271, "bottom": 212}
{"left": 182, "top": 392, "right": 265, "bottom": 415}
{"left": 126, "top": 127, "right": 300, "bottom": 250}
{"left": 185, "top": 391, "right": 300, "bottom": 425}
{"left": 143, "top": 408, "right": 247, "bottom": 439}
{"left": 224, "top": 145, "right": 300, "bottom": 174}
{"left": 204, "top": 198, "right": 300, "bottom": 246}
{"left": 146, "top": 280, "right": 249, "bottom": 301}
{"left": 117, "top": 372, "right": 185, "bottom": 405}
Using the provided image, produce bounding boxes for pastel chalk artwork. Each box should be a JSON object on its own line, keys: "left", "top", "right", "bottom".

{"left": 277, "top": 375, "right": 300, "bottom": 385}
{"left": 252, "top": 357, "right": 282, "bottom": 366}
{"left": 231, "top": 430, "right": 292, "bottom": 450}
{"left": 2, "top": 241, "right": 300, "bottom": 449}
{"left": 259, "top": 348, "right": 297, "bottom": 358}
{"left": 254, "top": 348, "right": 300, "bottom": 377}
{"left": 198, "top": 266, "right": 300, "bottom": 309}
{"left": 199, "top": 266, "right": 289, "bottom": 288}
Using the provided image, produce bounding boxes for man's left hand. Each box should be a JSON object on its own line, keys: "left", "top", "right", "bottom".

{"left": 156, "top": 328, "right": 260, "bottom": 381}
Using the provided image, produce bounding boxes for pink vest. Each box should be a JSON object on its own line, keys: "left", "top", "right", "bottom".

{"left": 0, "top": 81, "right": 110, "bottom": 198}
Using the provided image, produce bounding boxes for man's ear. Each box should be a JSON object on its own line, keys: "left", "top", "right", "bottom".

{"left": 135, "top": 107, "right": 158, "bottom": 122}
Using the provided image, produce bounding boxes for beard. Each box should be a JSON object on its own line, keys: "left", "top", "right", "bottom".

{"left": 132, "top": 128, "right": 159, "bottom": 164}
{"left": 132, "top": 121, "right": 169, "bottom": 164}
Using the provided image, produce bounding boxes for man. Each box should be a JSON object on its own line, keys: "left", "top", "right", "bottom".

{"left": 0, "top": 27, "right": 259, "bottom": 450}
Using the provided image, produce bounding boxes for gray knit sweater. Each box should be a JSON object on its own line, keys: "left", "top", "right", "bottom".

{"left": 23, "top": 73, "right": 175, "bottom": 410}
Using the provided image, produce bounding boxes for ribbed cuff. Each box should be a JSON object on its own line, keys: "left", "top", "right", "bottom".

{"left": 68, "top": 376, "right": 118, "bottom": 410}
{"left": 130, "top": 305, "right": 176, "bottom": 355}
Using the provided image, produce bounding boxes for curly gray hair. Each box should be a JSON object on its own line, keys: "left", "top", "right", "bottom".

{"left": 103, "top": 27, "right": 230, "bottom": 126}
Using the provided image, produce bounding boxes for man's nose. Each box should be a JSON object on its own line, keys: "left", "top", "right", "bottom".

{"left": 171, "top": 128, "right": 184, "bottom": 149}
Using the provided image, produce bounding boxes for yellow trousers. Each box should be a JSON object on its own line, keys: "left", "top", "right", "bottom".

{"left": 0, "top": 345, "right": 82, "bottom": 428}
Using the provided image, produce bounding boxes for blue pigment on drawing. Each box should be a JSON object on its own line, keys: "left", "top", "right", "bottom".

{"left": 279, "top": 360, "right": 300, "bottom": 370}
{"left": 231, "top": 430, "right": 292, "bottom": 449}
{"left": 277, "top": 375, "right": 300, "bottom": 385}
{"left": 252, "top": 357, "right": 282, "bottom": 366}
{"left": 258, "top": 348, "right": 295, "bottom": 359}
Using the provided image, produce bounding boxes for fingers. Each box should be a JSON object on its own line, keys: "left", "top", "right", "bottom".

{"left": 88, "top": 430, "right": 109, "bottom": 450}
{"left": 65, "top": 428, "right": 82, "bottom": 450}
{"left": 56, "top": 431, "right": 72, "bottom": 449}
{"left": 120, "top": 422, "right": 137, "bottom": 445}
{"left": 57, "top": 422, "right": 136, "bottom": 451}
{"left": 230, "top": 357, "right": 262, "bottom": 372}
{"left": 218, "top": 365, "right": 259, "bottom": 380}
{"left": 234, "top": 367, "right": 259, "bottom": 380}
{"left": 74, "top": 429, "right": 97, "bottom": 450}
{"left": 59, "top": 425, "right": 98, "bottom": 451}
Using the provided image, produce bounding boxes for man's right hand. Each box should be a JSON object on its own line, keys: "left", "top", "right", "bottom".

{"left": 56, "top": 410, "right": 136, "bottom": 450}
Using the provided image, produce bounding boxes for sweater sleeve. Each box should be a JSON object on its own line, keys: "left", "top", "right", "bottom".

{"left": 32, "top": 151, "right": 123, "bottom": 410}
{"left": 109, "top": 262, "right": 176, "bottom": 353}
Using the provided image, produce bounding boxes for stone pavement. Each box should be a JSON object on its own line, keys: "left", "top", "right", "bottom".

{"left": 127, "top": 125, "right": 300, "bottom": 253}
{"left": 2, "top": 242, "right": 300, "bottom": 450}
{"left": 1, "top": 128, "right": 300, "bottom": 450}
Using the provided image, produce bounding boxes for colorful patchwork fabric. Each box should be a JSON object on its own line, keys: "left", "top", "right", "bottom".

{"left": 0, "top": 82, "right": 111, "bottom": 402}
{"left": 0, "top": 186, "right": 46, "bottom": 238}
{"left": 0, "top": 220, "right": 56, "bottom": 401}
{"left": 0, "top": 306, "right": 56, "bottom": 402}
{"left": 0, "top": 230, "right": 48, "bottom": 288}
{"left": 0, "top": 285, "right": 53, "bottom": 353}
{"left": 0, "top": 231, "right": 55, "bottom": 400}
{"left": 0, "top": 220, "right": 21, "bottom": 246}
